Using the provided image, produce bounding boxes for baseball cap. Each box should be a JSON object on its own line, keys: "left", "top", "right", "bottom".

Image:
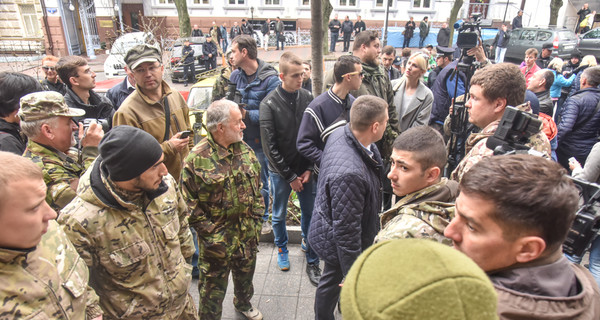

{"left": 19, "top": 91, "right": 85, "bottom": 122}
{"left": 124, "top": 44, "right": 162, "bottom": 70}
{"left": 542, "top": 43, "right": 553, "bottom": 50}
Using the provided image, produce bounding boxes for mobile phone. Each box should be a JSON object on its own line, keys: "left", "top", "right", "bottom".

{"left": 180, "top": 130, "right": 192, "bottom": 139}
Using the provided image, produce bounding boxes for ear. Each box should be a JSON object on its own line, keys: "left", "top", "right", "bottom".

{"left": 371, "top": 121, "right": 380, "bottom": 134}
{"left": 41, "top": 123, "right": 54, "bottom": 140}
{"left": 69, "top": 76, "right": 79, "bottom": 87}
{"left": 424, "top": 166, "right": 441, "bottom": 183}
{"left": 514, "top": 236, "right": 546, "bottom": 263}
{"left": 493, "top": 97, "right": 507, "bottom": 113}
{"left": 279, "top": 72, "right": 284, "bottom": 81}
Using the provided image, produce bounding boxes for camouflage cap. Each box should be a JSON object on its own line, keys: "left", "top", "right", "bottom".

{"left": 19, "top": 91, "right": 85, "bottom": 122}
{"left": 125, "top": 44, "right": 162, "bottom": 70}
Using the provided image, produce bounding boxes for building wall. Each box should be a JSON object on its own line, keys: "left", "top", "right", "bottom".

{"left": 0, "top": 0, "right": 44, "bottom": 54}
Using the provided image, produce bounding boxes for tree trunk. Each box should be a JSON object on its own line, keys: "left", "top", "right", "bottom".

{"left": 322, "top": 0, "right": 333, "bottom": 55}
{"left": 448, "top": 0, "right": 464, "bottom": 47}
{"left": 173, "top": 0, "right": 191, "bottom": 37}
{"left": 549, "top": 0, "right": 563, "bottom": 27}
{"left": 312, "top": 0, "right": 325, "bottom": 96}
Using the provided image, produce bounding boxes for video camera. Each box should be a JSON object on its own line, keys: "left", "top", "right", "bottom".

{"left": 485, "top": 106, "right": 545, "bottom": 156}
{"left": 454, "top": 13, "right": 483, "bottom": 50}
{"left": 563, "top": 177, "right": 600, "bottom": 257}
{"left": 80, "top": 118, "right": 110, "bottom": 133}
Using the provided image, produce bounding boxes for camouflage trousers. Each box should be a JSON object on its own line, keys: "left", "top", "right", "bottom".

{"left": 197, "top": 241, "right": 258, "bottom": 320}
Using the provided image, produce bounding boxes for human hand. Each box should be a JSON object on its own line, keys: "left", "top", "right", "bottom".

{"left": 169, "top": 131, "right": 190, "bottom": 152}
{"left": 299, "top": 170, "right": 311, "bottom": 184}
{"left": 79, "top": 122, "right": 104, "bottom": 148}
{"left": 290, "top": 177, "right": 304, "bottom": 192}
{"left": 569, "top": 157, "right": 582, "bottom": 171}
{"left": 466, "top": 41, "right": 486, "bottom": 63}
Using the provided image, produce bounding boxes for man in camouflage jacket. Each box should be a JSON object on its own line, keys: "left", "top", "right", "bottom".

{"left": 19, "top": 91, "right": 103, "bottom": 212}
{"left": 59, "top": 126, "right": 197, "bottom": 320}
{"left": 451, "top": 63, "right": 550, "bottom": 181}
{"left": 0, "top": 152, "right": 102, "bottom": 320}
{"left": 375, "top": 127, "right": 458, "bottom": 245}
{"left": 182, "top": 100, "right": 264, "bottom": 320}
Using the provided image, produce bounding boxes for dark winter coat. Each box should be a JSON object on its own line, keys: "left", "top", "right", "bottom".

{"left": 106, "top": 77, "right": 135, "bottom": 110}
{"left": 0, "top": 118, "right": 26, "bottom": 155}
{"left": 308, "top": 125, "right": 383, "bottom": 275}
{"left": 437, "top": 27, "right": 450, "bottom": 47}
{"left": 64, "top": 88, "right": 114, "bottom": 128}
{"left": 329, "top": 19, "right": 341, "bottom": 34}
{"left": 557, "top": 87, "right": 600, "bottom": 161}
{"left": 182, "top": 45, "right": 195, "bottom": 65}
{"left": 404, "top": 21, "right": 416, "bottom": 38}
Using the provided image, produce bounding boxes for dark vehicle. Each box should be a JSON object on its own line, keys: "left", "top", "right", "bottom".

{"left": 169, "top": 37, "right": 208, "bottom": 83}
{"left": 577, "top": 28, "right": 600, "bottom": 60}
{"left": 499, "top": 27, "right": 577, "bottom": 63}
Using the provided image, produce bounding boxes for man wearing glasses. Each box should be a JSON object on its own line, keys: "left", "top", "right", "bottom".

{"left": 113, "top": 44, "right": 193, "bottom": 181}
{"left": 56, "top": 55, "right": 114, "bottom": 128}
{"left": 40, "top": 55, "right": 66, "bottom": 95}
{"left": 297, "top": 55, "right": 363, "bottom": 174}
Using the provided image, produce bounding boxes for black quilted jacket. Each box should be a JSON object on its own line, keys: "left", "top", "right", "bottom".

{"left": 308, "top": 125, "right": 383, "bottom": 275}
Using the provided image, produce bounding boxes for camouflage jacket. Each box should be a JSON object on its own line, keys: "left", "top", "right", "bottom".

{"left": 375, "top": 178, "right": 458, "bottom": 245}
{"left": 58, "top": 158, "right": 196, "bottom": 320}
{"left": 23, "top": 140, "right": 98, "bottom": 213}
{"left": 181, "top": 132, "right": 264, "bottom": 258}
{"left": 211, "top": 66, "right": 233, "bottom": 102}
{"left": 0, "top": 220, "right": 102, "bottom": 320}
{"left": 451, "top": 102, "right": 551, "bottom": 182}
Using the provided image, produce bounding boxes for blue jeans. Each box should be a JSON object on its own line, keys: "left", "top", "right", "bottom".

{"left": 495, "top": 46, "right": 507, "bottom": 64}
{"left": 269, "top": 170, "right": 319, "bottom": 265}
{"left": 330, "top": 33, "right": 339, "bottom": 52}
{"left": 252, "top": 147, "right": 270, "bottom": 222}
{"left": 419, "top": 36, "right": 426, "bottom": 48}
{"left": 566, "top": 235, "right": 600, "bottom": 289}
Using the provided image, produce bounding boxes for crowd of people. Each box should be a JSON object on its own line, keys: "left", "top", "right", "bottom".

{"left": 2, "top": 10, "right": 600, "bottom": 319}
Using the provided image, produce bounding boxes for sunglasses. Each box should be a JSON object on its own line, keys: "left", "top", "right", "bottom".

{"left": 42, "top": 66, "right": 56, "bottom": 71}
{"left": 343, "top": 70, "right": 365, "bottom": 78}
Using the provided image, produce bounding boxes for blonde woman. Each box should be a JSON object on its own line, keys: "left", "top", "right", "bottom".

{"left": 548, "top": 58, "right": 576, "bottom": 99}
{"left": 391, "top": 53, "right": 433, "bottom": 132}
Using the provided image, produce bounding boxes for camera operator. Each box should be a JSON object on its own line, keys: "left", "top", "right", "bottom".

{"left": 450, "top": 63, "right": 551, "bottom": 181}
{"left": 445, "top": 155, "right": 600, "bottom": 318}
{"left": 20, "top": 91, "right": 103, "bottom": 213}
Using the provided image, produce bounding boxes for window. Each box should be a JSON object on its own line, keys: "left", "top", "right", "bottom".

{"left": 158, "top": 0, "right": 174, "bottom": 3}
{"left": 229, "top": 0, "right": 245, "bottom": 4}
{"left": 519, "top": 30, "right": 537, "bottom": 41}
{"left": 19, "top": 4, "right": 40, "bottom": 37}
{"left": 339, "top": 0, "right": 356, "bottom": 6}
{"left": 193, "top": 0, "right": 210, "bottom": 3}
{"left": 302, "top": 0, "right": 310, "bottom": 5}
{"left": 412, "top": 0, "right": 431, "bottom": 9}
{"left": 376, "top": 0, "right": 393, "bottom": 7}
{"left": 536, "top": 31, "right": 552, "bottom": 42}
{"left": 265, "top": 0, "right": 280, "bottom": 4}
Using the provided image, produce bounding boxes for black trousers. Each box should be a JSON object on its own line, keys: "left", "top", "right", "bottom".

{"left": 205, "top": 57, "right": 216, "bottom": 70}
{"left": 403, "top": 36, "right": 411, "bottom": 48}
{"left": 314, "top": 261, "right": 343, "bottom": 320}
{"left": 343, "top": 33, "right": 351, "bottom": 52}
{"left": 183, "top": 63, "right": 195, "bottom": 84}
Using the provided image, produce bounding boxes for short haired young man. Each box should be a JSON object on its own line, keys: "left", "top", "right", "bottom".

{"left": 0, "top": 152, "right": 102, "bottom": 320}
{"left": 302, "top": 60, "right": 313, "bottom": 92}
{"left": 375, "top": 126, "right": 458, "bottom": 244}
{"left": 259, "top": 52, "right": 320, "bottom": 284}
{"left": 451, "top": 63, "right": 551, "bottom": 181}
{"left": 445, "top": 155, "right": 600, "bottom": 319}
{"left": 40, "top": 55, "right": 66, "bottom": 95}
{"left": 309, "top": 95, "right": 388, "bottom": 320}
{"left": 381, "top": 45, "right": 400, "bottom": 80}
{"left": 57, "top": 55, "right": 114, "bottom": 127}
{"left": 296, "top": 55, "right": 362, "bottom": 174}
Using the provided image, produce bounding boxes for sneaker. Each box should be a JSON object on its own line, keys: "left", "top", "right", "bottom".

{"left": 306, "top": 263, "right": 321, "bottom": 287}
{"left": 261, "top": 221, "right": 272, "bottom": 235}
{"left": 277, "top": 247, "right": 290, "bottom": 271}
{"left": 237, "top": 307, "right": 263, "bottom": 320}
{"left": 301, "top": 238, "right": 307, "bottom": 252}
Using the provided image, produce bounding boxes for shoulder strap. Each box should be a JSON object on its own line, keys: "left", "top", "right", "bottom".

{"left": 163, "top": 97, "right": 171, "bottom": 142}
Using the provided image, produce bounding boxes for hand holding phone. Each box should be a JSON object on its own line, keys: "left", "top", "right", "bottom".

{"left": 180, "top": 130, "right": 192, "bottom": 139}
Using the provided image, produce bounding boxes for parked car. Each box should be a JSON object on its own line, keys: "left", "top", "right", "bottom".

{"left": 498, "top": 27, "right": 577, "bottom": 63}
{"left": 169, "top": 37, "right": 209, "bottom": 83}
{"left": 577, "top": 28, "right": 600, "bottom": 60}
{"left": 104, "top": 32, "right": 157, "bottom": 78}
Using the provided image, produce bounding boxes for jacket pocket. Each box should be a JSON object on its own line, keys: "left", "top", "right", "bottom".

{"left": 162, "top": 216, "right": 180, "bottom": 241}
{"left": 109, "top": 240, "right": 150, "bottom": 268}
{"left": 61, "top": 255, "right": 88, "bottom": 299}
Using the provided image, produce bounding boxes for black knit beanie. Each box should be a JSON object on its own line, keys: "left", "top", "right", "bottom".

{"left": 99, "top": 125, "right": 163, "bottom": 182}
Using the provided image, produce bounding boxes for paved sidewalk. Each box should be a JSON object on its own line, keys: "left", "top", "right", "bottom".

{"left": 189, "top": 242, "right": 337, "bottom": 320}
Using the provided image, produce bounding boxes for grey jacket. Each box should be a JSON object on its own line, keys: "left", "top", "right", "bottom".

{"left": 391, "top": 77, "right": 434, "bottom": 132}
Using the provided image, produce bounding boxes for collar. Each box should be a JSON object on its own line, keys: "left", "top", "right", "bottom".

{"left": 27, "top": 140, "right": 76, "bottom": 164}
{"left": 327, "top": 88, "right": 344, "bottom": 105}
{"left": 206, "top": 131, "right": 244, "bottom": 161}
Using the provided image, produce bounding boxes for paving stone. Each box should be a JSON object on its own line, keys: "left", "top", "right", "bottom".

{"left": 258, "top": 295, "right": 298, "bottom": 319}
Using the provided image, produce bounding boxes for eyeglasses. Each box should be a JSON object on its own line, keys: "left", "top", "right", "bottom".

{"left": 42, "top": 66, "right": 56, "bottom": 71}
{"left": 133, "top": 64, "right": 162, "bottom": 75}
{"left": 343, "top": 70, "right": 365, "bottom": 78}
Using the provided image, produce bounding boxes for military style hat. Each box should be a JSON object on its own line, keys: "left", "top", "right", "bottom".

{"left": 124, "top": 44, "right": 162, "bottom": 70}
{"left": 19, "top": 91, "right": 85, "bottom": 122}
{"left": 436, "top": 46, "right": 455, "bottom": 58}
{"left": 393, "top": 56, "right": 402, "bottom": 66}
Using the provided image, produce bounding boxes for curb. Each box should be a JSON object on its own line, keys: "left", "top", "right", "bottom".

{"left": 259, "top": 225, "right": 303, "bottom": 244}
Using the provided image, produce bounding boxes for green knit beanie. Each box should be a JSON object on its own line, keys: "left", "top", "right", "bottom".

{"left": 341, "top": 239, "right": 498, "bottom": 320}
